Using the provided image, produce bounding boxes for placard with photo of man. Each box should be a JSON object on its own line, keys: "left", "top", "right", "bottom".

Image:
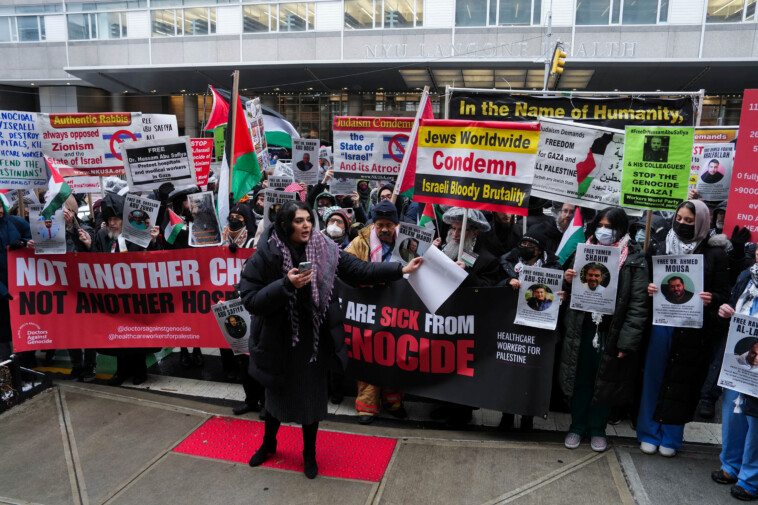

{"left": 718, "top": 314, "right": 758, "bottom": 398}
{"left": 695, "top": 143, "right": 734, "bottom": 201}
{"left": 212, "top": 298, "right": 250, "bottom": 355}
{"left": 292, "top": 138, "right": 320, "bottom": 186}
{"left": 652, "top": 254, "right": 704, "bottom": 328}
{"left": 514, "top": 266, "right": 563, "bottom": 330}
{"left": 29, "top": 204, "right": 66, "bottom": 255}
{"left": 570, "top": 244, "right": 620, "bottom": 315}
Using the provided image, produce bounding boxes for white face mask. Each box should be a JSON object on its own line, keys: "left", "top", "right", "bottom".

{"left": 635, "top": 229, "right": 646, "bottom": 243}
{"left": 326, "top": 224, "right": 343, "bottom": 238}
{"left": 594, "top": 227, "right": 615, "bottom": 245}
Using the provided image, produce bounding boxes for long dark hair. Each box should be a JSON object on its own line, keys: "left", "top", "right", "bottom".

{"left": 274, "top": 200, "right": 313, "bottom": 241}
{"left": 586, "top": 207, "right": 629, "bottom": 242}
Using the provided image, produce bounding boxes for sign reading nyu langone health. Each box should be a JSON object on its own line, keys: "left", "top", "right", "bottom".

{"left": 413, "top": 119, "right": 539, "bottom": 215}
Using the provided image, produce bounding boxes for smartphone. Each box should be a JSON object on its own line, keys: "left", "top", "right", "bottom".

{"left": 298, "top": 261, "right": 312, "bottom": 274}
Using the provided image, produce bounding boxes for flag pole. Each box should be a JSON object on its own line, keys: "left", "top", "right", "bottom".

{"left": 391, "top": 85, "right": 430, "bottom": 205}
{"left": 229, "top": 70, "right": 240, "bottom": 203}
{"left": 16, "top": 190, "right": 25, "bottom": 217}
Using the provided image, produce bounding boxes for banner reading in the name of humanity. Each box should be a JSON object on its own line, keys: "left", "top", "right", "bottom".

{"left": 652, "top": 254, "right": 704, "bottom": 329}
{"left": 620, "top": 126, "right": 694, "bottom": 211}
{"left": 332, "top": 116, "right": 414, "bottom": 180}
{"left": 447, "top": 90, "right": 697, "bottom": 129}
{"left": 340, "top": 280, "right": 557, "bottom": 415}
{"left": 39, "top": 112, "right": 142, "bottom": 177}
{"left": 514, "top": 266, "right": 563, "bottom": 330}
{"left": 718, "top": 314, "right": 758, "bottom": 398}
{"left": 8, "top": 247, "right": 252, "bottom": 351}
{"left": 724, "top": 90, "right": 758, "bottom": 240}
{"left": 0, "top": 110, "right": 46, "bottom": 189}
{"left": 413, "top": 119, "right": 539, "bottom": 215}
{"left": 123, "top": 137, "right": 197, "bottom": 191}
{"left": 570, "top": 243, "right": 621, "bottom": 315}
{"left": 532, "top": 118, "right": 625, "bottom": 210}
{"left": 694, "top": 143, "right": 734, "bottom": 201}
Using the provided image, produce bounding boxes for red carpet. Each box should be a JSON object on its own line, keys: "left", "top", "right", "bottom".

{"left": 174, "top": 416, "right": 396, "bottom": 482}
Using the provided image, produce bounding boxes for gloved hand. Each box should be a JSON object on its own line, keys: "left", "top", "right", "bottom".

{"left": 228, "top": 243, "right": 238, "bottom": 253}
{"left": 2, "top": 293, "right": 13, "bottom": 301}
{"left": 731, "top": 225, "right": 751, "bottom": 256}
{"left": 8, "top": 240, "right": 26, "bottom": 251}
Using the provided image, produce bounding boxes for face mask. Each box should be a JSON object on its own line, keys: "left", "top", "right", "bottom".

{"left": 594, "top": 227, "right": 615, "bottom": 245}
{"left": 673, "top": 220, "right": 695, "bottom": 240}
{"left": 518, "top": 245, "right": 536, "bottom": 260}
{"left": 228, "top": 219, "right": 244, "bottom": 231}
{"left": 635, "top": 229, "right": 646, "bottom": 244}
{"left": 326, "top": 224, "right": 343, "bottom": 238}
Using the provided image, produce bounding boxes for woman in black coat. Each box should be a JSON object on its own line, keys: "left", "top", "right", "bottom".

{"left": 638, "top": 199, "right": 730, "bottom": 457}
{"left": 239, "top": 200, "right": 422, "bottom": 479}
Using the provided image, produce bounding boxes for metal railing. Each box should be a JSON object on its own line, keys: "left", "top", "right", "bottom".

{"left": 0, "top": 354, "right": 52, "bottom": 414}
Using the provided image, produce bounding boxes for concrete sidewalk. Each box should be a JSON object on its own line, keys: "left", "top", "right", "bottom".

{"left": 0, "top": 382, "right": 736, "bottom": 505}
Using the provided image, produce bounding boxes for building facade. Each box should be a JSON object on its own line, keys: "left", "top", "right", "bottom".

{"left": 0, "top": 0, "right": 754, "bottom": 140}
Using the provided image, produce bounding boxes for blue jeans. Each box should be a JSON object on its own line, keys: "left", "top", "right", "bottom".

{"left": 721, "top": 388, "right": 758, "bottom": 495}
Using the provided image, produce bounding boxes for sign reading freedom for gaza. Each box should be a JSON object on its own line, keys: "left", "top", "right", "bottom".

{"left": 0, "top": 110, "right": 46, "bottom": 189}
{"left": 8, "top": 247, "right": 253, "bottom": 351}
{"left": 620, "top": 126, "right": 694, "bottom": 211}
{"left": 332, "top": 116, "right": 413, "bottom": 180}
{"left": 39, "top": 112, "right": 142, "bottom": 177}
{"left": 414, "top": 119, "right": 539, "bottom": 215}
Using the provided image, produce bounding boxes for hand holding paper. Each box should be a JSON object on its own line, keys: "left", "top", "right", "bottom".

{"left": 407, "top": 245, "right": 468, "bottom": 314}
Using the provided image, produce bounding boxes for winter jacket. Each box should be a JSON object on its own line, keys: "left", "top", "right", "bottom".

{"left": 646, "top": 236, "right": 730, "bottom": 424}
{"left": 240, "top": 225, "right": 404, "bottom": 390}
{"left": 0, "top": 214, "right": 31, "bottom": 299}
{"left": 65, "top": 222, "right": 94, "bottom": 253}
{"left": 457, "top": 240, "right": 504, "bottom": 288}
{"left": 345, "top": 225, "right": 375, "bottom": 262}
{"left": 559, "top": 242, "right": 650, "bottom": 405}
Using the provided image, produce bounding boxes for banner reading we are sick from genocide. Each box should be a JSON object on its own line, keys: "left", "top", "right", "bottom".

{"left": 340, "top": 280, "right": 557, "bottom": 415}
{"left": 413, "top": 119, "right": 539, "bottom": 215}
{"left": 8, "top": 247, "right": 252, "bottom": 351}
{"left": 332, "top": 116, "right": 414, "bottom": 180}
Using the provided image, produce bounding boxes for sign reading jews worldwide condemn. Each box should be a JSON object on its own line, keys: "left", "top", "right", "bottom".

{"left": 447, "top": 90, "right": 697, "bottom": 129}
{"left": 718, "top": 314, "right": 758, "bottom": 398}
{"left": 122, "top": 136, "right": 197, "bottom": 191}
{"left": 570, "top": 244, "right": 621, "bottom": 315}
{"left": 413, "top": 119, "right": 539, "bottom": 215}
{"left": 514, "top": 266, "right": 563, "bottom": 330}
{"left": 212, "top": 298, "right": 250, "bottom": 355}
{"left": 121, "top": 195, "right": 161, "bottom": 249}
{"left": 8, "top": 247, "right": 252, "bottom": 351}
{"left": 620, "top": 126, "right": 694, "bottom": 211}
{"left": 39, "top": 112, "right": 142, "bottom": 177}
{"left": 141, "top": 114, "right": 178, "bottom": 141}
{"left": 29, "top": 204, "right": 65, "bottom": 255}
{"left": 339, "top": 280, "right": 557, "bottom": 415}
{"left": 724, "top": 90, "right": 758, "bottom": 240}
{"left": 532, "top": 118, "right": 626, "bottom": 210}
{"left": 652, "top": 254, "right": 704, "bottom": 329}
{"left": 694, "top": 143, "right": 734, "bottom": 202}
{"left": 332, "top": 116, "right": 414, "bottom": 180}
{"left": 0, "top": 110, "right": 46, "bottom": 189}
{"left": 391, "top": 222, "right": 435, "bottom": 267}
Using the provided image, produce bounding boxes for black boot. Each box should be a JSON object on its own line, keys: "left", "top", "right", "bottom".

{"left": 302, "top": 422, "right": 319, "bottom": 479}
{"left": 249, "top": 416, "right": 280, "bottom": 467}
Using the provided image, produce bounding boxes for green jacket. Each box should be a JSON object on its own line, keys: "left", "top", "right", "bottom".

{"left": 559, "top": 243, "right": 650, "bottom": 405}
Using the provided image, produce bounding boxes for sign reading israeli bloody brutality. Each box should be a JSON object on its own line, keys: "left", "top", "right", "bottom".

{"left": 340, "top": 280, "right": 557, "bottom": 415}
{"left": 413, "top": 119, "right": 539, "bottom": 215}
{"left": 9, "top": 247, "right": 252, "bottom": 351}
{"left": 122, "top": 136, "right": 197, "bottom": 191}
{"left": 718, "top": 314, "right": 758, "bottom": 398}
{"left": 570, "top": 243, "right": 621, "bottom": 315}
{"left": 652, "top": 254, "right": 704, "bottom": 329}
{"left": 0, "top": 110, "right": 47, "bottom": 189}
{"left": 332, "top": 116, "right": 414, "bottom": 180}
{"left": 532, "top": 118, "right": 626, "bottom": 210}
{"left": 620, "top": 126, "right": 694, "bottom": 210}
{"left": 39, "top": 112, "right": 142, "bottom": 177}
{"left": 514, "top": 266, "right": 563, "bottom": 330}
{"left": 724, "top": 90, "right": 758, "bottom": 240}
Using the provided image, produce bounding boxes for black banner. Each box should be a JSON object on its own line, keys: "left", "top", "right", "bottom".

{"left": 448, "top": 91, "right": 697, "bottom": 129}
{"left": 339, "top": 280, "right": 557, "bottom": 416}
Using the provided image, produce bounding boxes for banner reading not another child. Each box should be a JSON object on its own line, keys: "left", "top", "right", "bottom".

{"left": 414, "top": 119, "right": 539, "bottom": 215}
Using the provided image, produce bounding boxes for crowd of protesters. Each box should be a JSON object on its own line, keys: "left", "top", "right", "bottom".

{"left": 1, "top": 166, "right": 756, "bottom": 497}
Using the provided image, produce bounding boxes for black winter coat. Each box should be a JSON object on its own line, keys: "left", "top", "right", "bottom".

{"left": 239, "top": 225, "right": 404, "bottom": 390}
{"left": 560, "top": 243, "right": 650, "bottom": 405}
{"left": 647, "top": 237, "right": 730, "bottom": 424}
{"left": 460, "top": 240, "right": 504, "bottom": 287}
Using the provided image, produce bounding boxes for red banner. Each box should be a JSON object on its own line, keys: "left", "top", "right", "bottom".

{"left": 724, "top": 89, "right": 758, "bottom": 240}
{"left": 9, "top": 247, "right": 254, "bottom": 351}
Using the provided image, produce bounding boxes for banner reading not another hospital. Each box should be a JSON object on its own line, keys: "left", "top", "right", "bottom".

{"left": 413, "top": 119, "right": 539, "bottom": 215}
{"left": 332, "top": 116, "right": 414, "bottom": 180}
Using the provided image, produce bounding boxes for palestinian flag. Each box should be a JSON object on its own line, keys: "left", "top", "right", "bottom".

{"left": 556, "top": 208, "right": 585, "bottom": 266}
{"left": 227, "top": 95, "right": 262, "bottom": 203}
{"left": 396, "top": 89, "right": 434, "bottom": 199}
{"left": 0, "top": 190, "right": 10, "bottom": 215}
{"left": 163, "top": 209, "right": 186, "bottom": 245}
{"left": 41, "top": 157, "right": 73, "bottom": 219}
{"left": 575, "top": 133, "right": 614, "bottom": 199}
{"left": 263, "top": 112, "right": 299, "bottom": 149}
{"left": 418, "top": 202, "right": 436, "bottom": 228}
{"left": 204, "top": 86, "right": 230, "bottom": 131}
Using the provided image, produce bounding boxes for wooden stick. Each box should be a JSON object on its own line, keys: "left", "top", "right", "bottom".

{"left": 456, "top": 211, "right": 468, "bottom": 263}
{"left": 229, "top": 70, "right": 241, "bottom": 203}
{"left": 643, "top": 211, "right": 653, "bottom": 251}
{"left": 16, "top": 189, "right": 25, "bottom": 217}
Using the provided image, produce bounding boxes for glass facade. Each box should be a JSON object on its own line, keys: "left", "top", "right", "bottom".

{"left": 575, "top": 0, "right": 669, "bottom": 25}
{"left": 152, "top": 7, "right": 216, "bottom": 36}
{"left": 345, "top": 0, "right": 423, "bottom": 29}
{"left": 242, "top": 3, "right": 314, "bottom": 33}
{"left": 707, "top": 0, "right": 757, "bottom": 22}
{"left": 68, "top": 12, "right": 127, "bottom": 39}
{"left": 455, "top": 0, "right": 539, "bottom": 26}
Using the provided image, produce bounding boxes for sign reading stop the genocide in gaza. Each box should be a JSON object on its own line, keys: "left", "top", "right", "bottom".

{"left": 39, "top": 112, "right": 142, "bottom": 177}
{"left": 332, "top": 116, "right": 414, "bottom": 180}
{"left": 724, "top": 89, "right": 758, "bottom": 240}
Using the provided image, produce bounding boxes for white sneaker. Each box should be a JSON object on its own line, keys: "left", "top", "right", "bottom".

{"left": 564, "top": 432, "right": 582, "bottom": 449}
{"left": 590, "top": 436, "right": 608, "bottom": 452}
{"left": 658, "top": 446, "right": 677, "bottom": 457}
{"left": 640, "top": 442, "right": 658, "bottom": 455}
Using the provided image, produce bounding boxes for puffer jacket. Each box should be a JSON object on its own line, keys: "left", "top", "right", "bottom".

{"left": 559, "top": 242, "right": 650, "bottom": 405}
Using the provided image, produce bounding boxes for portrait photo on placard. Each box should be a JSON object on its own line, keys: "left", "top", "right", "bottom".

{"left": 525, "top": 284, "right": 554, "bottom": 312}
{"left": 580, "top": 262, "right": 610, "bottom": 292}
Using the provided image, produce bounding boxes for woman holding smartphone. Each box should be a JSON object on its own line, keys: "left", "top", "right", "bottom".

{"left": 239, "top": 200, "right": 422, "bottom": 479}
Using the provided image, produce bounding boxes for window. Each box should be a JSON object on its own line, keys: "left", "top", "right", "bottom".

{"left": 575, "top": 0, "right": 669, "bottom": 25}
{"left": 707, "top": 0, "right": 756, "bottom": 22}
{"left": 0, "top": 17, "right": 17, "bottom": 42}
{"left": 68, "top": 12, "right": 127, "bottom": 39}
{"left": 17, "top": 16, "right": 45, "bottom": 41}
{"left": 278, "top": 3, "right": 312, "bottom": 31}
{"left": 183, "top": 7, "right": 215, "bottom": 35}
{"left": 152, "top": 7, "right": 216, "bottom": 36}
{"left": 456, "top": 0, "right": 539, "bottom": 26}
{"left": 243, "top": 2, "right": 315, "bottom": 32}
{"left": 622, "top": 0, "right": 658, "bottom": 24}
{"left": 66, "top": 1, "right": 146, "bottom": 11}
{"left": 243, "top": 4, "right": 270, "bottom": 32}
{"left": 345, "top": 0, "right": 422, "bottom": 29}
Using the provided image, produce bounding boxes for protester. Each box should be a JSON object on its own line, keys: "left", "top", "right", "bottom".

{"left": 221, "top": 203, "right": 256, "bottom": 250}
{"left": 369, "top": 184, "right": 417, "bottom": 224}
{"left": 312, "top": 190, "right": 338, "bottom": 229}
{"left": 345, "top": 200, "right": 408, "bottom": 423}
{"left": 321, "top": 206, "right": 351, "bottom": 249}
{"left": 560, "top": 208, "right": 649, "bottom": 452}
{"left": 239, "top": 200, "right": 421, "bottom": 478}
{"left": 250, "top": 188, "right": 265, "bottom": 224}
{"left": 355, "top": 179, "right": 371, "bottom": 211}
{"left": 639, "top": 199, "right": 729, "bottom": 457}
{"left": 0, "top": 198, "right": 32, "bottom": 361}
{"left": 477, "top": 211, "right": 523, "bottom": 258}
{"left": 712, "top": 246, "right": 758, "bottom": 501}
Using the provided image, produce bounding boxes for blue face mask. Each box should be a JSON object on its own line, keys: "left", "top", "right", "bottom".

{"left": 594, "top": 227, "right": 616, "bottom": 245}
{"left": 635, "top": 229, "right": 646, "bottom": 243}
